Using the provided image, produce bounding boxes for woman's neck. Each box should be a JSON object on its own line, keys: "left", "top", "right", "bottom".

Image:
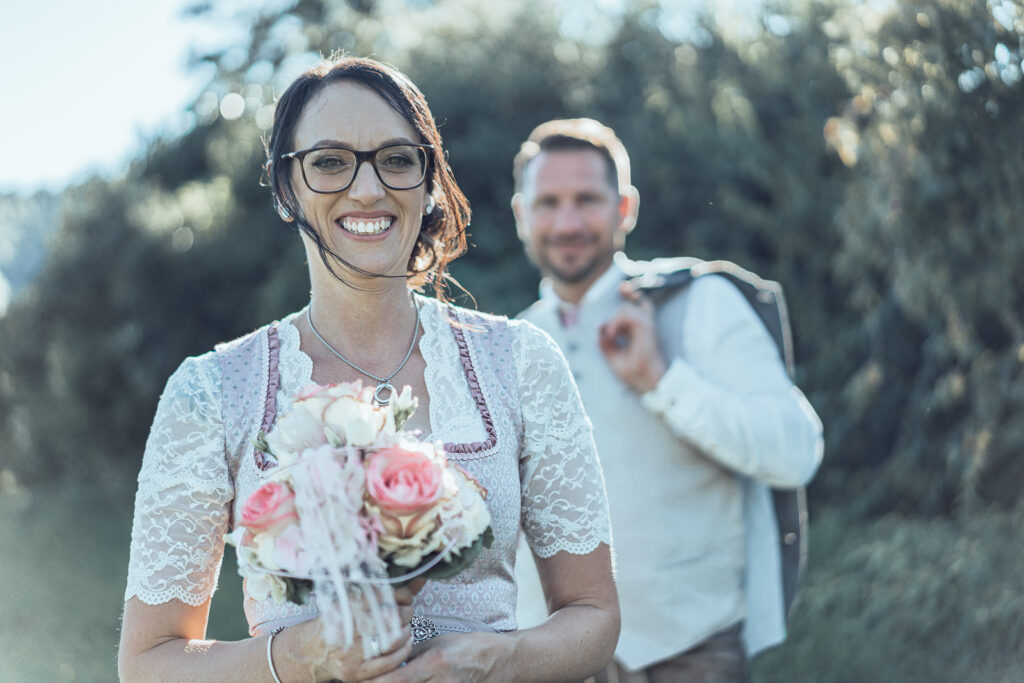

{"left": 308, "top": 276, "right": 418, "bottom": 354}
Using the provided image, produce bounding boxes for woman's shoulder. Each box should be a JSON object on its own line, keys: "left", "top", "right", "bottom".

{"left": 164, "top": 315, "right": 291, "bottom": 398}
{"left": 213, "top": 319, "right": 280, "bottom": 357}
{"left": 421, "top": 295, "right": 508, "bottom": 327}
{"left": 423, "top": 296, "right": 555, "bottom": 347}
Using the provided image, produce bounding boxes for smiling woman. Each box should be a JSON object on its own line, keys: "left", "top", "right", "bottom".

{"left": 264, "top": 60, "right": 470, "bottom": 293}
{"left": 118, "top": 56, "right": 619, "bottom": 683}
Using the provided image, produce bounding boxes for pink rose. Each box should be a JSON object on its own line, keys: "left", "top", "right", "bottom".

{"left": 365, "top": 445, "right": 443, "bottom": 514}
{"left": 296, "top": 383, "right": 331, "bottom": 401}
{"left": 240, "top": 481, "right": 299, "bottom": 534}
{"left": 270, "top": 523, "right": 313, "bottom": 574}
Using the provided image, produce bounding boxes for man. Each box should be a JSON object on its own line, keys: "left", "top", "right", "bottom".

{"left": 511, "top": 118, "right": 823, "bottom": 682}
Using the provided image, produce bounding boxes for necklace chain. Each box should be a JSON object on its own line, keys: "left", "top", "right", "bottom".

{"left": 306, "top": 301, "right": 420, "bottom": 405}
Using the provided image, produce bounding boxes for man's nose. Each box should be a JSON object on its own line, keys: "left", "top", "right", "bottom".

{"left": 347, "top": 160, "right": 386, "bottom": 204}
{"left": 552, "top": 204, "right": 585, "bottom": 231}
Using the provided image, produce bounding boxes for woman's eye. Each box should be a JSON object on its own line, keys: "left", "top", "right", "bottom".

{"left": 380, "top": 151, "right": 417, "bottom": 170}
{"left": 311, "top": 155, "right": 351, "bottom": 173}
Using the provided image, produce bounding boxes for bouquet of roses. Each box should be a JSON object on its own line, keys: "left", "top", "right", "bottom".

{"left": 226, "top": 380, "right": 493, "bottom": 648}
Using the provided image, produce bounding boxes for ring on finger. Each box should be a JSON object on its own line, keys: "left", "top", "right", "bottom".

{"left": 369, "top": 636, "right": 381, "bottom": 658}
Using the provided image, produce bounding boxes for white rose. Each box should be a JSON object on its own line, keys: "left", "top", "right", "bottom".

{"left": 245, "top": 572, "right": 288, "bottom": 604}
{"left": 323, "top": 396, "right": 385, "bottom": 447}
{"left": 325, "top": 381, "right": 362, "bottom": 399}
{"left": 253, "top": 532, "right": 280, "bottom": 571}
{"left": 266, "top": 405, "right": 326, "bottom": 460}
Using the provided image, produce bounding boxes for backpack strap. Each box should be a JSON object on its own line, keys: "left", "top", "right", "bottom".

{"left": 625, "top": 257, "right": 806, "bottom": 617}
{"left": 627, "top": 259, "right": 795, "bottom": 379}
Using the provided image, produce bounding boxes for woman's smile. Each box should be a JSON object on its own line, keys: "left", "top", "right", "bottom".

{"left": 336, "top": 212, "right": 397, "bottom": 239}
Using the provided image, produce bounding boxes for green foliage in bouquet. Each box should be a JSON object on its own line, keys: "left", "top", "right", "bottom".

{"left": 285, "top": 577, "right": 315, "bottom": 606}
{"left": 387, "top": 526, "right": 495, "bottom": 587}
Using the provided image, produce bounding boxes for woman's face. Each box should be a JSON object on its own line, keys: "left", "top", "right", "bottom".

{"left": 288, "top": 80, "right": 428, "bottom": 280}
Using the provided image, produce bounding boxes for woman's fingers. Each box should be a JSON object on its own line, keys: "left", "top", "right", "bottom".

{"left": 349, "top": 635, "right": 413, "bottom": 681}
{"left": 381, "top": 626, "right": 413, "bottom": 655}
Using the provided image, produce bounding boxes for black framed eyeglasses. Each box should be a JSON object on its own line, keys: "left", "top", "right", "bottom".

{"left": 281, "top": 143, "right": 433, "bottom": 194}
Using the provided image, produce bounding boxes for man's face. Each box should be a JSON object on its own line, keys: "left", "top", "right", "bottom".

{"left": 519, "top": 149, "right": 627, "bottom": 286}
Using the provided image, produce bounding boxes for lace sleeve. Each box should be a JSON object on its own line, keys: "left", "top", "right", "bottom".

{"left": 124, "top": 354, "right": 234, "bottom": 607}
{"left": 513, "top": 321, "right": 611, "bottom": 558}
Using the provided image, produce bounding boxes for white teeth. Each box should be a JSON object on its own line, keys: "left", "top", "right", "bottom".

{"left": 340, "top": 217, "right": 393, "bottom": 235}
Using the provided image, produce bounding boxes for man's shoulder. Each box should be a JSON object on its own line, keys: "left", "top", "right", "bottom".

{"left": 516, "top": 298, "right": 555, "bottom": 325}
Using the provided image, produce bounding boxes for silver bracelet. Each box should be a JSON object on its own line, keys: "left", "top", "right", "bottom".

{"left": 266, "top": 626, "right": 286, "bottom": 683}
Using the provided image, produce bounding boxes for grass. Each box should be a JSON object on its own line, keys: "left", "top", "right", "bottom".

{"left": 0, "top": 477, "right": 246, "bottom": 682}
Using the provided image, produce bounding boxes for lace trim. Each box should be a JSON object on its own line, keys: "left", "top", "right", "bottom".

{"left": 444, "top": 307, "right": 497, "bottom": 455}
{"left": 531, "top": 538, "right": 610, "bottom": 559}
{"left": 256, "top": 324, "right": 281, "bottom": 471}
{"left": 133, "top": 586, "right": 215, "bottom": 607}
{"left": 280, "top": 311, "right": 314, "bottom": 398}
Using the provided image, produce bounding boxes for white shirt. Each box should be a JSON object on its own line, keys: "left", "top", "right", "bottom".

{"left": 517, "top": 257, "right": 823, "bottom": 668}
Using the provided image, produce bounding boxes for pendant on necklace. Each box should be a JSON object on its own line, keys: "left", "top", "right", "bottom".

{"left": 374, "top": 382, "right": 396, "bottom": 407}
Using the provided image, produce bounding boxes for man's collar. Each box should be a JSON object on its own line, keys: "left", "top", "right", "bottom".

{"left": 538, "top": 256, "right": 626, "bottom": 310}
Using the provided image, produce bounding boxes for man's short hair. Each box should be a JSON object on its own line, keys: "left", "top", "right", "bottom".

{"left": 513, "top": 118, "right": 631, "bottom": 195}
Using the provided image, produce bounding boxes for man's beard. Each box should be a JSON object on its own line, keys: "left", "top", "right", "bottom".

{"left": 536, "top": 236, "right": 610, "bottom": 284}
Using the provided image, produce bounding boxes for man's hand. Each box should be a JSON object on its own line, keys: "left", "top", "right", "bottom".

{"left": 598, "top": 281, "right": 668, "bottom": 394}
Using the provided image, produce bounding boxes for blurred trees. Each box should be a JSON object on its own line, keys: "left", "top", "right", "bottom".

{"left": 823, "top": 0, "right": 1024, "bottom": 517}
{"left": 3, "top": 0, "right": 1023, "bottom": 511}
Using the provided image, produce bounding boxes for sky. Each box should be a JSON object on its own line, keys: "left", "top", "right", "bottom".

{"left": 0, "top": 0, "right": 221, "bottom": 195}
{"left": 0, "top": 0, "right": 769, "bottom": 197}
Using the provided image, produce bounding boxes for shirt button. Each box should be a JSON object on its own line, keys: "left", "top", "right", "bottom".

{"left": 566, "top": 342, "right": 579, "bottom": 353}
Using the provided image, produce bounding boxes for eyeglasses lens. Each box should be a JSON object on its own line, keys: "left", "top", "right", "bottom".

{"left": 302, "top": 145, "right": 426, "bottom": 192}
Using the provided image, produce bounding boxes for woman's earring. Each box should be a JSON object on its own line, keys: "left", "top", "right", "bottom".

{"left": 424, "top": 196, "right": 435, "bottom": 216}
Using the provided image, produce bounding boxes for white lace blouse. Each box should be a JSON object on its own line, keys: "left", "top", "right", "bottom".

{"left": 124, "top": 296, "right": 611, "bottom": 634}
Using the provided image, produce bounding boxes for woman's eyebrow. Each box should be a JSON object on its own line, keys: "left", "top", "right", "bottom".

{"left": 305, "top": 137, "right": 417, "bottom": 149}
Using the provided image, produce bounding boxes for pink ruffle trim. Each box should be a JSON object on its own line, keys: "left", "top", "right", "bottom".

{"left": 255, "top": 324, "right": 281, "bottom": 471}
{"left": 445, "top": 308, "right": 497, "bottom": 455}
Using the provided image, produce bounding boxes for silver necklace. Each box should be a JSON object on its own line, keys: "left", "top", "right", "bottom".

{"left": 306, "top": 301, "right": 420, "bottom": 406}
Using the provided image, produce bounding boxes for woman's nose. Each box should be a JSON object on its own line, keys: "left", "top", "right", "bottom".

{"left": 347, "top": 160, "right": 386, "bottom": 204}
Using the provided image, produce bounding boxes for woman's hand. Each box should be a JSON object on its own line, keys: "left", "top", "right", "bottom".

{"left": 282, "top": 605, "right": 414, "bottom": 682}
{"left": 366, "top": 632, "right": 511, "bottom": 683}
{"left": 395, "top": 586, "right": 416, "bottom": 629}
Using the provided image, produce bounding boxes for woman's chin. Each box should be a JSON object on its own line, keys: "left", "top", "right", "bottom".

{"left": 317, "top": 254, "right": 410, "bottom": 284}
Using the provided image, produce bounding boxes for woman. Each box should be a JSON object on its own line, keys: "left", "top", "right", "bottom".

{"left": 119, "top": 56, "right": 618, "bottom": 682}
